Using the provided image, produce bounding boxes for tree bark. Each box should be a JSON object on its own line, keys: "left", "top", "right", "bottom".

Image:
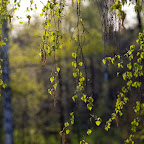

{"left": 58, "top": 67, "right": 65, "bottom": 130}
{"left": 135, "top": 0, "right": 142, "bottom": 31}
{"left": 2, "top": 17, "right": 14, "bottom": 144}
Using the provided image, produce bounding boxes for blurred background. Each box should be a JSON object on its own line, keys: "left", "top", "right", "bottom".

{"left": 0, "top": 0, "right": 144, "bottom": 144}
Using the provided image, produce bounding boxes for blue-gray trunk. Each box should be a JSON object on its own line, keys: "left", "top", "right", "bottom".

{"left": 2, "top": 17, "right": 14, "bottom": 144}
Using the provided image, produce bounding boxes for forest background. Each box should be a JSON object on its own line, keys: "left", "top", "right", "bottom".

{"left": 0, "top": 0, "right": 144, "bottom": 144}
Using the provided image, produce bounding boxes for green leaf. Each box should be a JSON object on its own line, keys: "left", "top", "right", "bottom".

{"left": 118, "top": 63, "right": 123, "bottom": 68}
{"left": 64, "top": 122, "right": 69, "bottom": 127}
{"left": 48, "top": 50, "right": 52, "bottom": 56}
{"left": 140, "top": 52, "right": 144, "bottom": 58}
{"left": 111, "top": 58, "right": 115, "bottom": 64}
{"left": 70, "top": 112, "right": 74, "bottom": 116}
{"left": 57, "top": 67, "right": 60, "bottom": 73}
{"left": 81, "top": 94, "right": 87, "bottom": 103}
{"left": 102, "top": 59, "right": 106, "bottom": 64}
{"left": 70, "top": 114, "right": 74, "bottom": 125}
{"left": 122, "top": 87, "right": 127, "bottom": 93}
{"left": 73, "top": 72, "right": 78, "bottom": 78}
{"left": 53, "top": 83, "right": 57, "bottom": 90}
{"left": 59, "top": 45, "right": 62, "bottom": 49}
{"left": 72, "top": 61, "right": 77, "bottom": 68}
{"left": 129, "top": 55, "right": 133, "bottom": 61}
{"left": 87, "top": 103, "right": 92, "bottom": 111}
{"left": 79, "top": 62, "right": 83, "bottom": 66}
{"left": 51, "top": 32, "right": 55, "bottom": 36}
{"left": 2, "top": 84, "right": 7, "bottom": 89}
{"left": 72, "top": 95, "right": 78, "bottom": 102}
{"left": 88, "top": 97, "right": 94, "bottom": 103}
{"left": 50, "top": 77, "right": 54, "bottom": 83}
{"left": 117, "top": 55, "right": 120, "bottom": 59}
{"left": 66, "top": 130, "right": 70, "bottom": 134}
{"left": 59, "top": 131, "right": 63, "bottom": 136}
{"left": 87, "top": 129, "right": 92, "bottom": 135}
{"left": 136, "top": 39, "right": 139, "bottom": 44}
{"left": 106, "top": 57, "right": 111, "bottom": 61}
{"left": 125, "top": 139, "right": 129, "bottom": 143}
{"left": 48, "top": 89, "right": 52, "bottom": 95}
{"left": 19, "top": 21, "right": 23, "bottom": 24}
{"left": 79, "top": 77, "right": 85, "bottom": 82}
{"left": 72, "top": 53, "right": 77, "bottom": 59}
{"left": 79, "top": 72, "right": 82, "bottom": 77}
{"left": 127, "top": 63, "right": 132, "bottom": 70}
{"left": 122, "top": 73, "right": 127, "bottom": 81}
{"left": 130, "top": 45, "right": 135, "bottom": 51}
{"left": 95, "top": 120, "right": 101, "bottom": 126}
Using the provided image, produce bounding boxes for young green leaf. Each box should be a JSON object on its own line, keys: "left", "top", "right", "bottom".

{"left": 102, "top": 59, "right": 106, "bottom": 64}
{"left": 95, "top": 120, "right": 101, "bottom": 126}
{"left": 66, "top": 130, "right": 70, "bottom": 134}
{"left": 79, "top": 62, "right": 83, "bottom": 66}
{"left": 64, "top": 122, "right": 69, "bottom": 127}
{"left": 87, "top": 129, "right": 92, "bottom": 135}
{"left": 50, "top": 77, "right": 54, "bottom": 83}
{"left": 72, "top": 53, "right": 77, "bottom": 59}
{"left": 57, "top": 67, "right": 60, "bottom": 73}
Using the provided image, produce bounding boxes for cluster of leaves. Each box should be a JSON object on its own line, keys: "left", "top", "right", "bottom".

{"left": 0, "top": 59, "right": 7, "bottom": 92}
{"left": 1, "top": 0, "right": 144, "bottom": 143}
{"left": 0, "top": 0, "right": 9, "bottom": 93}
{"left": 39, "top": 0, "right": 64, "bottom": 59}
{"left": 103, "top": 32, "right": 144, "bottom": 143}
{"left": 111, "top": 0, "right": 142, "bottom": 30}
{"left": 0, "top": 0, "right": 8, "bottom": 46}
{"left": 111, "top": 0, "right": 142, "bottom": 19}
{"left": 71, "top": 50, "right": 102, "bottom": 143}
{"left": 59, "top": 111, "right": 74, "bottom": 136}
{"left": 39, "top": 0, "right": 66, "bottom": 106}
{"left": 71, "top": 52, "right": 98, "bottom": 111}
{"left": 41, "top": 0, "right": 144, "bottom": 143}
{"left": 48, "top": 67, "right": 60, "bottom": 107}
{"left": 56, "top": 1, "right": 102, "bottom": 142}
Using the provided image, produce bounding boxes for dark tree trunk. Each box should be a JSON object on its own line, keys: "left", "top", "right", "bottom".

{"left": 2, "top": 17, "right": 14, "bottom": 144}
{"left": 58, "top": 68, "right": 65, "bottom": 130}
{"left": 63, "top": 59, "right": 72, "bottom": 144}
{"left": 103, "top": 0, "right": 109, "bottom": 105}
{"left": 136, "top": 0, "right": 142, "bottom": 31}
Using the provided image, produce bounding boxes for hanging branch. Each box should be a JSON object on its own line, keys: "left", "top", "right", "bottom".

{"left": 39, "top": 0, "right": 65, "bottom": 107}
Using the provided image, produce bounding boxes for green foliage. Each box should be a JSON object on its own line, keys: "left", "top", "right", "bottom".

{"left": 87, "top": 129, "right": 92, "bottom": 135}
{"left": 1, "top": 0, "right": 144, "bottom": 143}
{"left": 95, "top": 119, "right": 101, "bottom": 127}
{"left": 103, "top": 31, "right": 144, "bottom": 142}
{"left": 111, "top": 0, "right": 142, "bottom": 30}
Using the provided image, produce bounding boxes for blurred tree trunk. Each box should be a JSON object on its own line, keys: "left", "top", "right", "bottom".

{"left": 58, "top": 67, "right": 65, "bottom": 130}
{"left": 95, "top": 0, "right": 109, "bottom": 99}
{"left": 0, "top": 99, "right": 4, "bottom": 143}
{"left": 2, "top": 15, "right": 14, "bottom": 144}
{"left": 90, "top": 57, "right": 95, "bottom": 98}
{"left": 103, "top": 0, "right": 109, "bottom": 110}
{"left": 63, "top": 59, "right": 72, "bottom": 144}
{"left": 135, "top": 0, "right": 143, "bottom": 31}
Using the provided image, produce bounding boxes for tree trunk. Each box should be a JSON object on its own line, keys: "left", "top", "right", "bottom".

{"left": 2, "top": 17, "right": 14, "bottom": 144}
{"left": 103, "top": 0, "right": 109, "bottom": 108}
{"left": 58, "top": 67, "right": 65, "bottom": 130}
{"left": 135, "top": 0, "right": 142, "bottom": 31}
